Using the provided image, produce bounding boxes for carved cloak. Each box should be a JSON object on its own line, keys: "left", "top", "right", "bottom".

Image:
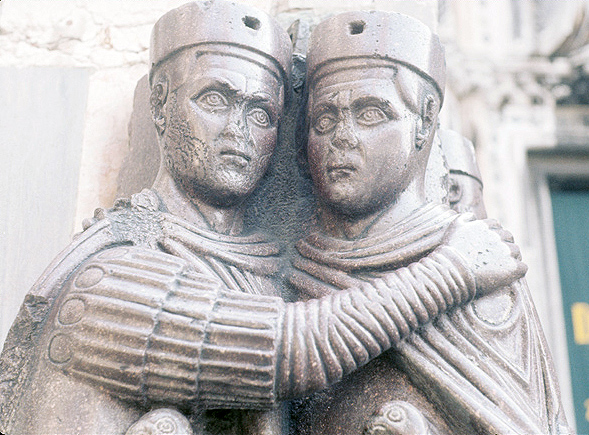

{"left": 0, "top": 189, "right": 282, "bottom": 435}
{"left": 290, "top": 203, "right": 570, "bottom": 435}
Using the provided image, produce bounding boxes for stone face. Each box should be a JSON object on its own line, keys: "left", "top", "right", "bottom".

{"left": 0, "top": 2, "right": 570, "bottom": 435}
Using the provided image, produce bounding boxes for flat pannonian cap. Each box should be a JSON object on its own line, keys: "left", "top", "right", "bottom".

{"left": 307, "top": 10, "right": 446, "bottom": 101}
{"left": 150, "top": 0, "right": 292, "bottom": 85}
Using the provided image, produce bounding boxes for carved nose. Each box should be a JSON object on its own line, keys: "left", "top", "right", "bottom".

{"left": 220, "top": 109, "right": 247, "bottom": 141}
{"left": 331, "top": 120, "right": 359, "bottom": 150}
{"left": 222, "top": 121, "right": 246, "bottom": 140}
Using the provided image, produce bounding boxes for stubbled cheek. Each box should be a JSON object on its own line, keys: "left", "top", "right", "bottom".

{"left": 309, "top": 161, "right": 326, "bottom": 184}
{"left": 189, "top": 114, "right": 222, "bottom": 143}
{"left": 251, "top": 132, "right": 277, "bottom": 157}
{"left": 308, "top": 141, "right": 328, "bottom": 167}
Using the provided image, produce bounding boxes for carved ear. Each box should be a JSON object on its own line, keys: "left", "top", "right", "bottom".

{"left": 150, "top": 77, "right": 168, "bottom": 136}
{"left": 415, "top": 94, "right": 438, "bottom": 150}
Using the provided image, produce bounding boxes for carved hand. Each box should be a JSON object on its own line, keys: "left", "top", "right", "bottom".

{"left": 442, "top": 213, "right": 528, "bottom": 296}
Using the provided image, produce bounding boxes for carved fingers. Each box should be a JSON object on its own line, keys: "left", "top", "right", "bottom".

{"left": 442, "top": 215, "right": 527, "bottom": 296}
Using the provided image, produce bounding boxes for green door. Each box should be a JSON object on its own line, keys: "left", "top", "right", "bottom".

{"left": 551, "top": 183, "right": 589, "bottom": 434}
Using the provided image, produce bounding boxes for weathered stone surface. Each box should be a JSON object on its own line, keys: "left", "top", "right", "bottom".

{"left": 0, "top": 2, "right": 569, "bottom": 435}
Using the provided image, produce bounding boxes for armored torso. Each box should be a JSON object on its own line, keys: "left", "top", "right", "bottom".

{"left": 0, "top": 189, "right": 283, "bottom": 435}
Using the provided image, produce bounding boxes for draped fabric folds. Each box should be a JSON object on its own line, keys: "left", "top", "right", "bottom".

{"left": 0, "top": 189, "right": 282, "bottom": 435}
{"left": 291, "top": 203, "right": 569, "bottom": 435}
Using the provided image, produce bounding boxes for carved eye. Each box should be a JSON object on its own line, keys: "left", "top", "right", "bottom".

{"left": 314, "top": 113, "right": 337, "bottom": 134}
{"left": 356, "top": 106, "right": 388, "bottom": 126}
{"left": 196, "top": 91, "right": 229, "bottom": 111}
{"left": 247, "top": 107, "right": 271, "bottom": 127}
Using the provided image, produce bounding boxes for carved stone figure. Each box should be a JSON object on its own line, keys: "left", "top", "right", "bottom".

{"left": 1, "top": 1, "right": 293, "bottom": 433}
{"left": 439, "top": 128, "right": 487, "bottom": 218}
{"left": 289, "top": 11, "right": 571, "bottom": 435}
{"left": 0, "top": 3, "right": 549, "bottom": 435}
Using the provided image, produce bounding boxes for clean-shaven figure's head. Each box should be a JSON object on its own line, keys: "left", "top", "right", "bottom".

{"left": 305, "top": 11, "right": 444, "bottom": 221}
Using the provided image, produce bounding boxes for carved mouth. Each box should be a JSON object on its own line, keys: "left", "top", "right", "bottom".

{"left": 326, "top": 163, "right": 356, "bottom": 179}
{"left": 220, "top": 149, "right": 251, "bottom": 167}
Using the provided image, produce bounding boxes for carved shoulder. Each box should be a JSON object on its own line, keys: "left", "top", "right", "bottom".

{"left": 80, "top": 189, "right": 165, "bottom": 249}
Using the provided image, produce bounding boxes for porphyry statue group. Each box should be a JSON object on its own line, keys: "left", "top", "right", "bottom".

{"left": 0, "top": 2, "right": 572, "bottom": 434}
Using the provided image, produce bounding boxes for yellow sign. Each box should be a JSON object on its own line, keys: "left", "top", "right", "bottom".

{"left": 572, "top": 303, "right": 589, "bottom": 345}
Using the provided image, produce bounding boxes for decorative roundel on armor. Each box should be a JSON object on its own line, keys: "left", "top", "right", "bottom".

{"left": 48, "top": 333, "right": 73, "bottom": 364}
{"left": 58, "top": 298, "right": 85, "bottom": 325}
{"left": 74, "top": 266, "right": 104, "bottom": 288}
{"left": 98, "top": 246, "right": 130, "bottom": 260}
{"left": 471, "top": 287, "right": 518, "bottom": 328}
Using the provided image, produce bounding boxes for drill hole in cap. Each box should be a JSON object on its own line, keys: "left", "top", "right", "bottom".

{"left": 349, "top": 20, "right": 366, "bottom": 35}
{"left": 243, "top": 16, "right": 261, "bottom": 30}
